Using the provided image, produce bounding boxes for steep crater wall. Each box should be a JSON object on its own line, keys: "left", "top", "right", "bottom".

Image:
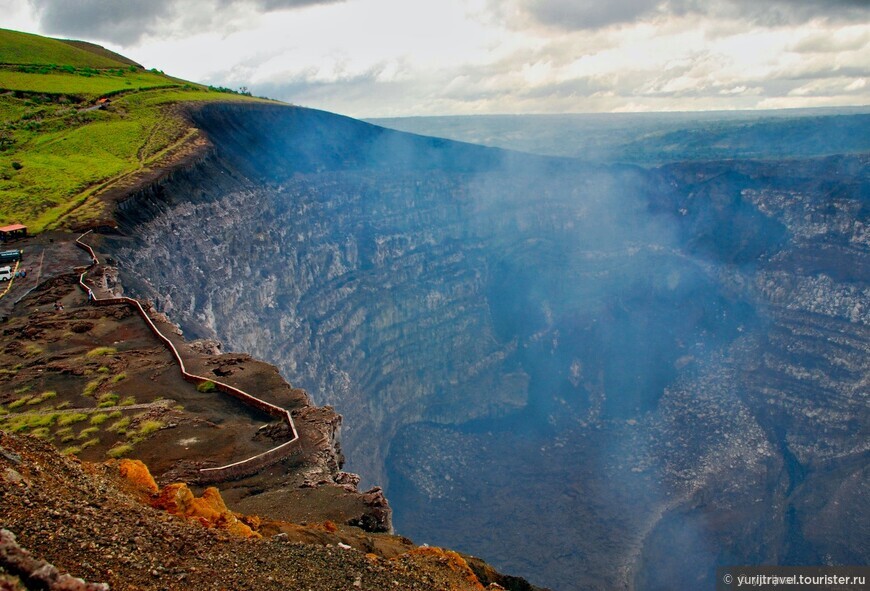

{"left": 106, "top": 104, "right": 869, "bottom": 591}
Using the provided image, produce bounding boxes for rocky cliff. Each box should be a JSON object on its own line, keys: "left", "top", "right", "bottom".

{"left": 102, "top": 103, "right": 868, "bottom": 590}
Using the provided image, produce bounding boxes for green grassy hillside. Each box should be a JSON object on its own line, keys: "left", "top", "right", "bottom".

{"left": 0, "top": 28, "right": 275, "bottom": 231}
{"left": 0, "top": 28, "right": 131, "bottom": 68}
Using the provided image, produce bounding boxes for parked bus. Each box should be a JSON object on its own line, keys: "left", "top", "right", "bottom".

{"left": 0, "top": 250, "right": 22, "bottom": 264}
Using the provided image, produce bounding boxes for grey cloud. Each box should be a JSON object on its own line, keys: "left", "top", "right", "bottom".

{"left": 517, "top": 0, "right": 870, "bottom": 30}
{"left": 727, "top": 0, "right": 870, "bottom": 27}
{"left": 27, "top": 0, "right": 345, "bottom": 45}
{"left": 790, "top": 30, "right": 870, "bottom": 54}
{"left": 27, "top": 0, "right": 174, "bottom": 44}
{"left": 522, "top": 0, "right": 662, "bottom": 30}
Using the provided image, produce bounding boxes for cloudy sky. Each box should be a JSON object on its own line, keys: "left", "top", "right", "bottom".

{"left": 2, "top": 0, "right": 869, "bottom": 117}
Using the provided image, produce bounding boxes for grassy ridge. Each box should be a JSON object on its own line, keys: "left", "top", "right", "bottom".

{"left": 0, "top": 28, "right": 129, "bottom": 68}
{"left": 0, "top": 28, "right": 275, "bottom": 231}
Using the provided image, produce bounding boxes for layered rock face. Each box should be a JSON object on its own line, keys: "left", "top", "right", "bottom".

{"left": 108, "top": 104, "right": 868, "bottom": 590}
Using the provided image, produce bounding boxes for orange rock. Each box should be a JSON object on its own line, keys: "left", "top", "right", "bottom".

{"left": 152, "top": 482, "right": 260, "bottom": 539}
{"left": 152, "top": 482, "right": 194, "bottom": 515}
{"left": 321, "top": 520, "right": 338, "bottom": 532}
{"left": 117, "top": 459, "right": 158, "bottom": 494}
{"left": 115, "top": 458, "right": 262, "bottom": 540}
{"left": 239, "top": 514, "right": 262, "bottom": 530}
{"left": 399, "top": 547, "right": 485, "bottom": 591}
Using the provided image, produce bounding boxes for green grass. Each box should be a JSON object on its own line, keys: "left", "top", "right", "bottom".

{"left": 0, "top": 412, "right": 59, "bottom": 433}
{"left": 86, "top": 346, "right": 117, "bottom": 357}
{"left": 111, "top": 373, "right": 127, "bottom": 383}
{"left": 0, "top": 28, "right": 275, "bottom": 231}
{"left": 77, "top": 426, "right": 99, "bottom": 439}
{"left": 57, "top": 412, "right": 88, "bottom": 427}
{"left": 196, "top": 381, "right": 217, "bottom": 393}
{"left": 61, "top": 445, "right": 82, "bottom": 456}
{"left": 107, "top": 417, "right": 130, "bottom": 433}
{"left": 106, "top": 443, "right": 133, "bottom": 459}
{"left": 97, "top": 392, "right": 119, "bottom": 408}
{"left": 137, "top": 420, "right": 164, "bottom": 436}
{"left": 89, "top": 413, "right": 109, "bottom": 425}
{"left": 25, "top": 390, "right": 56, "bottom": 406}
{"left": 24, "top": 344, "right": 44, "bottom": 356}
{"left": 82, "top": 377, "right": 105, "bottom": 397}
{"left": 0, "top": 70, "right": 176, "bottom": 96}
{"left": 118, "top": 396, "right": 136, "bottom": 406}
{"left": 0, "top": 29, "right": 131, "bottom": 68}
{"left": 7, "top": 397, "right": 29, "bottom": 409}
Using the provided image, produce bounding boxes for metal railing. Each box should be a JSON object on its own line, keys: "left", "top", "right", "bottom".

{"left": 75, "top": 231, "right": 299, "bottom": 482}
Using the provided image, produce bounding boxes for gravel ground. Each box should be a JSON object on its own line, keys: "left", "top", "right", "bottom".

{"left": 0, "top": 432, "right": 504, "bottom": 591}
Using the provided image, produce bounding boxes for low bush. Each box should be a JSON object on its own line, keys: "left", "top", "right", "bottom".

{"left": 196, "top": 381, "right": 216, "bottom": 393}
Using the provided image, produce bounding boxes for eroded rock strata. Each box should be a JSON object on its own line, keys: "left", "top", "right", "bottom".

{"left": 105, "top": 103, "right": 868, "bottom": 590}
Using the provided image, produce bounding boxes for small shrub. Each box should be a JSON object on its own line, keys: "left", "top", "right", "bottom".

{"left": 11, "top": 161, "right": 22, "bottom": 170}
{"left": 61, "top": 445, "right": 82, "bottom": 456}
{"left": 55, "top": 401, "right": 71, "bottom": 410}
{"left": 111, "top": 373, "right": 127, "bottom": 383}
{"left": 196, "top": 381, "right": 216, "bottom": 393}
{"left": 60, "top": 433, "right": 75, "bottom": 443}
{"left": 106, "top": 444, "right": 133, "bottom": 459}
{"left": 97, "top": 366, "right": 110, "bottom": 374}
{"left": 108, "top": 410, "right": 122, "bottom": 419}
{"left": 119, "top": 396, "right": 136, "bottom": 406}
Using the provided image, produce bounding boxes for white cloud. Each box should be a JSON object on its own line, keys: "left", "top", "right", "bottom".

{"left": 3, "top": 0, "right": 869, "bottom": 116}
